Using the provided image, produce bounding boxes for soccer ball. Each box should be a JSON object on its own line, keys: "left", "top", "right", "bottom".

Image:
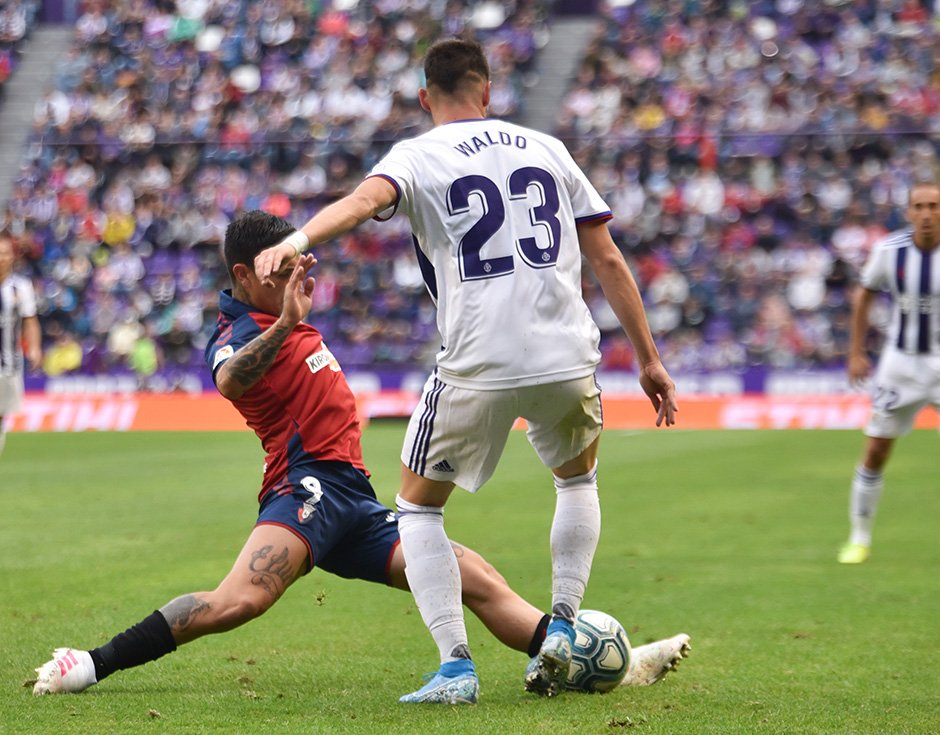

{"left": 565, "top": 609, "right": 631, "bottom": 693}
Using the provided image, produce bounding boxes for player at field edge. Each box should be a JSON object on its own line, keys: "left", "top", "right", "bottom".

{"left": 32, "top": 210, "right": 690, "bottom": 698}
{"left": 0, "top": 231, "right": 41, "bottom": 457}
{"left": 838, "top": 181, "right": 940, "bottom": 564}
{"left": 253, "top": 38, "right": 678, "bottom": 704}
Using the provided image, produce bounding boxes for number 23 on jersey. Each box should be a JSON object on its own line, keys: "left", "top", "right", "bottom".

{"left": 447, "top": 166, "right": 563, "bottom": 281}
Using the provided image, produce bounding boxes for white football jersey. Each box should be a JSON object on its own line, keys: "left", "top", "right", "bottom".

{"left": 369, "top": 119, "right": 612, "bottom": 389}
{"left": 861, "top": 229, "right": 940, "bottom": 355}
{"left": 0, "top": 273, "right": 37, "bottom": 376}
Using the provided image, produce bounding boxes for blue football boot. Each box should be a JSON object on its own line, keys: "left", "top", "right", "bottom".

{"left": 399, "top": 658, "right": 479, "bottom": 704}
{"left": 524, "top": 618, "right": 575, "bottom": 697}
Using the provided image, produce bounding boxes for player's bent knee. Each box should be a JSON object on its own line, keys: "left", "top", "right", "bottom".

{"left": 211, "top": 591, "right": 276, "bottom": 629}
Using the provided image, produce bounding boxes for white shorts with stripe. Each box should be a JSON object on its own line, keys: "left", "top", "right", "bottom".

{"left": 401, "top": 373, "right": 603, "bottom": 492}
{"left": 865, "top": 348, "right": 940, "bottom": 438}
{"left": 0, "top": 370, "right": 24, "bottom": 417}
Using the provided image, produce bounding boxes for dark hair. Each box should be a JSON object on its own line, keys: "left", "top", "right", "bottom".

{"left": 424, "top": 38, "right": 489, "bottom": 95}
{"left": 223, "top": 210, "right": 296, "bottom": 282}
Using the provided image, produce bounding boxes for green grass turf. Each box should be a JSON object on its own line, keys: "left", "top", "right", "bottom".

{"left": 2, "top": 427, "right": 939, "bottom": 734}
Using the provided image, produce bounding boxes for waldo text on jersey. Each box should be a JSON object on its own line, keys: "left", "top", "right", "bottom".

{"left": 453, "top": 131, "right": 527, "bottom": 158}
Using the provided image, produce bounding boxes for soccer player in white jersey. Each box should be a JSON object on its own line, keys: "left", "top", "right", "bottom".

{"left": 254, "top": 38, "right": 677, "bottom": 703}
{"left": 0, "top": 232, "right": 41, "bottom": 457}
{"left": 839, "top": 182, "right": 940, "bottom": 564}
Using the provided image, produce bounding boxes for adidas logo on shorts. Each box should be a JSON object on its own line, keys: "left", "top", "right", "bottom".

{"left": 431, "top": 459, "right": 455, "bottom": 473}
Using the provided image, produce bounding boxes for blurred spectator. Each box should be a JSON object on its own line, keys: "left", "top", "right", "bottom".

{"left": 130, "top": 324, "right": 161, "bottom": 390}
{"left": 0, "top": 1, "right": 39, "bottom": 99}
{"left": 42, "top": 327, "right": 83, "bottom": 376}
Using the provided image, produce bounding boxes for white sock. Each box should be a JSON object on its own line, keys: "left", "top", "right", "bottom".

{"left": 0, "top": 427, "right": 6, "bottom": 457}
{"left": 550, "top": 463, "right": 600, "bottom": 623}
{"left": 849, "top": 464, "right": 883, "bottom": 546}
{"left": 395, "top": 495, "right": 470, "bottom": 664}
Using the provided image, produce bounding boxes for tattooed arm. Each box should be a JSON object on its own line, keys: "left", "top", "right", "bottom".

{"left": 216, "top": 257, "right": 315, "bottom": 401}
{"left": 215, "top": 318, "right": 295, "bottom": 401}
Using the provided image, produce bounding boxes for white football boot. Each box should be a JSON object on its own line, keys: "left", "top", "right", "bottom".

{"left": 33, "top": 648, "right": 97, "bottom": 695}
{"left": 620, "top": 633, "right": 691, "bottom": 686}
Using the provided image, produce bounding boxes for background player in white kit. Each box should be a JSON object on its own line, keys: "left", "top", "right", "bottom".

{"left": 839, "top": 181, "right": 940, "bottom": 564}
{"left": 0, "top": 231, "right": 41, "bottom": 457}
{"left": 254, "top": 38, "right": 677, "bottom": 704}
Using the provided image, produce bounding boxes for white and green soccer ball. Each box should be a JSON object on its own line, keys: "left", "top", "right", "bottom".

{"left": 566, "top": 610, "right": 632, "bottom": 693}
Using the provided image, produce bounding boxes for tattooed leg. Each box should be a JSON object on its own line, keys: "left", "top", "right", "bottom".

{"left": 155, "top": 525, "right": 309, "bottom": 645}
{"left": 248, "top": 544, "right": 297, "bottom": 599}
{"left": 160, "top": 594, "right": 212, "bottom": 640}
{"left": 34, "top": 526, "right": 311, "bottom": 690}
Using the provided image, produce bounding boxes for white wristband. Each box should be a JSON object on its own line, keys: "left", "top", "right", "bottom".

{"left": 284, "top": 230, "right": 309, "bottom": 255}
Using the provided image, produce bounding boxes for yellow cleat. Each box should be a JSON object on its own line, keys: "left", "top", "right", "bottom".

{"left": 837, "top": 542, "right": 870, "bottom": 564}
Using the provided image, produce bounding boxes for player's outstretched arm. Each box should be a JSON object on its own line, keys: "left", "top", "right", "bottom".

{"left": 578, "top": 220, "right": 677, "bottom": 426}
{"left": 216, "top": 257, "right": 315, "bottom": 400}
{"left": 847, "top": 285, "right": 876, "bottom": 387}
{"left": 254, "top": 176, "right": 399, "bottom": 283}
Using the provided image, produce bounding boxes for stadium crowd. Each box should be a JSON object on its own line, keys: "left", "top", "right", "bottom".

{"left": 565, "top": 0, "right": 939, "bottom": 374}
{"left": 2, "top": 0, "right": 547, "bottom": 387}
{"left": 1, "top": 0, "right": 938, "bottom": 386}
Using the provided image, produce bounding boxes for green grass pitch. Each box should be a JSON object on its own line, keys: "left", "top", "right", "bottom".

{"left": 2, "top": 427, "right": 938, "bottom": 734}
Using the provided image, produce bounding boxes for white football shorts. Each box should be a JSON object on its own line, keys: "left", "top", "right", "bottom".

{"left": 401, "top": 373, "right": 603, "bottom": 492}
{"left": 865, "top": 348, "right": 940, "bottom": 438}
{"left": 0, "top": 369, "right": 24, "bottom": 417}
